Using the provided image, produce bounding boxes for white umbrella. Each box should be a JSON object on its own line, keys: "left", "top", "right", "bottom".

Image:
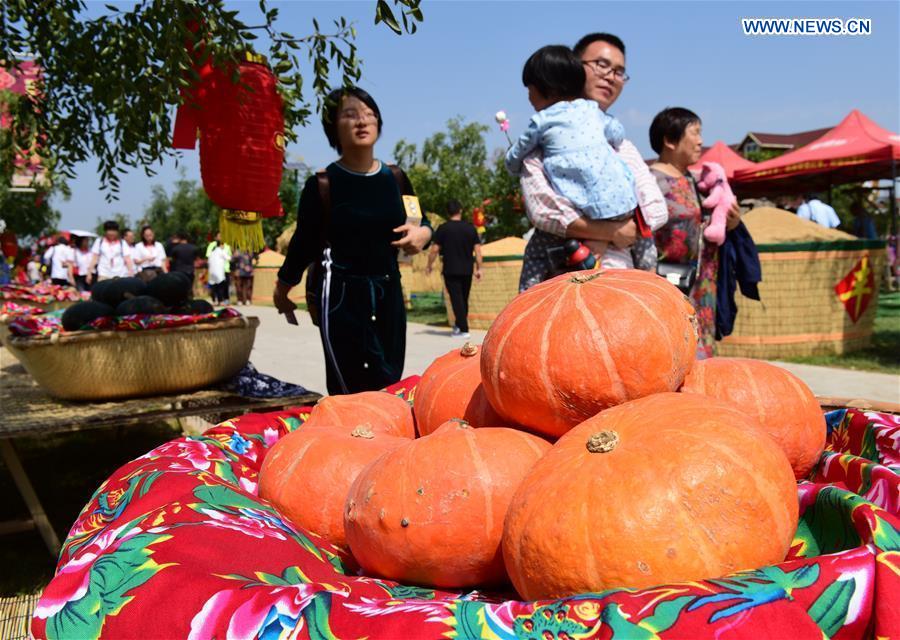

{"left": 67, "top": 229, "right": 97, "bottom": 237}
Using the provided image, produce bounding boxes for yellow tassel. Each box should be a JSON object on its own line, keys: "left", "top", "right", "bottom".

{"left": 219, "top": 209, "right": 265, "bottom": 252}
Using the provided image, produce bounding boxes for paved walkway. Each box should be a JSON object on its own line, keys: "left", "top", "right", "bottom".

{"left": 243, "top": 305, "right": 899, "bottom": 404}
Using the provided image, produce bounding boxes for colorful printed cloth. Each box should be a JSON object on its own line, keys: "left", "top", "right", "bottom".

{"left": 0, "top": 301, "right": 46, "bottom": 316}
{"left": 0, "top": 283, "right": 86, "bottom": 303}
{"left": 9, "top": 307, "right": 241, "bottom": 337}
{"left": 31, "top": 380, "right": 900, "bottom": 639}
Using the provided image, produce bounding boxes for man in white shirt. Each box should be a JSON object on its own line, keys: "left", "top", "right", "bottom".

{"left": 797, "top": 195, "right": 841, "bottom": 229}
{"left": 87, "top": 220, "right": 134, "bottom": 284}
{"left": 43, "top": 236, "right": 75, "bottom": 286}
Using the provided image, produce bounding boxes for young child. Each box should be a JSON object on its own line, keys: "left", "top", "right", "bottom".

{"left": 506, "top": 44, "right": 638, "bottom": 262}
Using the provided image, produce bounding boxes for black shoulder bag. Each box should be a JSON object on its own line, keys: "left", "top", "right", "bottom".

{"left": 305, "top": 164, "right": 410, "bottom": 327}
{"left": 656, "top": 173, "right": 703, "bottom": 294}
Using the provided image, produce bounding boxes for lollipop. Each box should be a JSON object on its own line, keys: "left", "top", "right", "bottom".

{"left": 495, "top": 110, "right": 512, "bottom": 145}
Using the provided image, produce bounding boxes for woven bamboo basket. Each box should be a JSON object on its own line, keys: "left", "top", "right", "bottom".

{"left": 5, "top": 316, "right": 259, "bottom": 400}
{"left": 0, "top": 317, "right": 13, "bottom": 348}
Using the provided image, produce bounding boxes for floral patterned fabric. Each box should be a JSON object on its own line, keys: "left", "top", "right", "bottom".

{"left": 9, "top": 307, "right": 241, "bottom": 337}
{"left": 0, "top": 301, "right": 46, "bottom": 316}
{"left": 652, "top": 170, "right": 718, "bottom": 359}
{"left": 31, "top": 379, "right": 900, "bottom": 639}
{"left": 0, "top": 283, "right": 87, "bottom": 303}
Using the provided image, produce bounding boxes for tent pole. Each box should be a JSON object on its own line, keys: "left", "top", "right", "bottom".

{"left": 891, "top": 158, "right": 897, "bottom": 250}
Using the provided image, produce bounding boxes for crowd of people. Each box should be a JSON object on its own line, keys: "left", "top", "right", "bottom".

{"left": 11, "top": 221, "right": 257, "bottom": 306}
{"left": 271, "top": 29, "right": 894, "bottom": 397}
{"left": 5, "top": 32, "right": 890, "bottom": 399}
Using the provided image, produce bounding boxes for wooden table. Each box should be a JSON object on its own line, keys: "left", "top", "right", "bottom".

{"left": 0, "top": 358, "right": 321, "bottom": 556}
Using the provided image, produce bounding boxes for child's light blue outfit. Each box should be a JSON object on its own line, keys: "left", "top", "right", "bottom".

{"left": 505, "top": 98, "right": 637, "bottom": 220}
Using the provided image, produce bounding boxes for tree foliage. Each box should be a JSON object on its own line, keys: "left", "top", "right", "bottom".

{"left": 139, "top": 166, "right": 306, "bottom": 248}
{"left": 743, "top": 148, "right": 782, "bottom": 163}
{"left": 0, "top": 0, "right": 423, "bottom": 198}
{"left": 393, "top": 118, "right": 526, "bottom": 242}
{"left": 0, "top": 90, "right": 68, "bottom": 238}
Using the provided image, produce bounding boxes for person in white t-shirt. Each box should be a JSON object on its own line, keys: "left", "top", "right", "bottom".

{"left": 43, "top": 235, "right": 75, "bottom": 287}
{"left": 26, "top": 254, "right": 42, "bottom": 284}
{"left": 132, "top": 225, "right": 169, "bottom": 282}
{"left": 87, "top": 220, "right": 134, "bottom": 284}
{"left": 797, "top": 194, "right": 841, "bottom": 229}
{"left": 73, "top": 236, "right": 94, "bottom": 291}
{"left": 207, "top": 239, "right": 231, "bottom": 305}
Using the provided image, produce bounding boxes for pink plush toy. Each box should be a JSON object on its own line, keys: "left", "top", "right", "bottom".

{"left": 696, "top": 161, "right": 735, "bottom": 246}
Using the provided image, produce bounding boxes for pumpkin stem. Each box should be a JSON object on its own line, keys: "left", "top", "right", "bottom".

{"left": 570, "top": 272, "right": 604, "bottom": 284}
{"left": 460, "top": 342, "right": 479, "bottom": 357}
{"left": 586, "top": 430, "right": 619, "bottom": 453}
{"left": 450, "top": 418, "right": 470, "bottom": 429}
{"left": 350, "top": 426, "right": 375, "bottom": 439}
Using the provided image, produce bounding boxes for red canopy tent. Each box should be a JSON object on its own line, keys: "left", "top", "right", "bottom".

{"left": 689, "top": 141, "right": 757, "bottom": 179}
{"left": 731, "top": 109, "right": 900, "bottom": 194}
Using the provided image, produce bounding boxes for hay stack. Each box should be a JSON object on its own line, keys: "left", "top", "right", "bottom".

{"left": 718, "top": 206, "right": 885, "bottom": 358}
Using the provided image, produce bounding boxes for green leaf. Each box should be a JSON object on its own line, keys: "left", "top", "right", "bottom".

{"left": 302, "top": 592, "right": 340, "bottom": 640}
{"left": 808, "top": 578, "right": 855, "bottom": 637}
{"left": 643, "top": 596, "right": 695, "bottom": 633}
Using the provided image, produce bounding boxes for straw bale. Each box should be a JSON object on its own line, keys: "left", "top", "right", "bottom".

{"left": 481, "top": 236, "right": 527, "bottom": 257}
{"left": 276, "top": 223, "right": 296, "bottom": 255}
{"left": 446, "top": 259, "right": 522, "bottom": 330}
{"left": 742, "top": 207, "right": 855, "bottom": 243}
{"left": 256, "top": 249, "right": 285, "bottom": 268}
{"left": 718, "top": 248, "right": 885, "bottom": 358}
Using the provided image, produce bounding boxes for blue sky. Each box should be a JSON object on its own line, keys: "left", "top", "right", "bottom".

{"left": 55, "top": 0, "right": 899, "bottom": 231}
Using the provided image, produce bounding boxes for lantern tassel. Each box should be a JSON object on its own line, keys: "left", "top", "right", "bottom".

{"left": 219, "top": 209, "right": 265, "bottom": 252}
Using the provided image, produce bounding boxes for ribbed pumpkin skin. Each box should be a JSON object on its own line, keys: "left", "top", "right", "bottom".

{"left": 502, "top": 393, "right": 798, "bottom": 600}
{"left": 344, "top": 421, "right": 551, "bottom": 588}
{"left": 258, "top": 426, "right": 406, "bottom": 551}
{"left": 680, "top": 358, "right": 826, "bottom": 479}
{"left": 413, "top": 344, "right": 509, "bottom": 436}
{"left": 303, "top": 391, "right": 415, "bottom": 439}
{"left": 481, "top": 270, "right": 697, "bottom": 438}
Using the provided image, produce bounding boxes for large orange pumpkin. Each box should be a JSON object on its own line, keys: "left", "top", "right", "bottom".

{"left": 413, "top": 343, "right": 509, "bottom": 436}
{"left": 303, "top": 391, "right": 415, "bottom": 439}
{"left": 481, "top": 270, "right": 697, "bottom": 438}
{"left": 258, "top": 425, "right": 406, "bottom": 551}
{"left": 502, "top": 393, "right": 798, "bottom": 599}
{"left": 344, "top": 420, "right": 551, "bottom": 588}
{"left": 680, "top": 358, "right": 826, "bottom": 479}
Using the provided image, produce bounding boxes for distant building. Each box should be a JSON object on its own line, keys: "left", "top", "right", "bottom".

{"left": 644, "top": 125, "right": 837, "bottom": 165}
{"left": 736, "top": 127, "right": 832, "bottom": 156}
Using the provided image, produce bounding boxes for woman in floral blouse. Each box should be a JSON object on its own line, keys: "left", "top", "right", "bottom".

{"left": 649, "top": 107, "right": 740, "bottom": 358}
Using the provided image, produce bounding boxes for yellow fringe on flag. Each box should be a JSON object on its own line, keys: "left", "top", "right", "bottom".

{"left": 219, "top": 209, "right": 265, "bottom": 252}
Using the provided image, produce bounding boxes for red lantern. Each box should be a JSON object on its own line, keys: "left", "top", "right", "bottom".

{"left": 172, "top": 52, "right": 284, "bottom": 250}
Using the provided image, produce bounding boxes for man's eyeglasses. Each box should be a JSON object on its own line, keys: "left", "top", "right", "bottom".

{"left": 582, "top": 57, "right": 630, "bottom": 83}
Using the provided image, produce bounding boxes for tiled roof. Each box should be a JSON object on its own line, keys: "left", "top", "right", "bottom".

{"left": 742, "top": 127, "right": 833, "bottom": 148}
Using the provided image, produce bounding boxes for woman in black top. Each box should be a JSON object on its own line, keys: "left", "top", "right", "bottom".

{"left": 274, "top": 87, "right": 432, "bottom": 395}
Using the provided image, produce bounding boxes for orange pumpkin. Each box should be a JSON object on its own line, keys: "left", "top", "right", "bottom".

{"left": 413, "top": 343, "right": 509, "bottom": 436}
{"left": 481, "top": 270, "right": 697, "bottom": 438}
{"left": 303, "top": 391, "right": 415, "bottom": 439}
{"left": 258, "top": 425, "right": 406, "bottom": 551}
{"left": 680, "top": 357, "right": 826, "bottom": 479}
{"left": 344, "top": 420, "right": 551, "bottom": 588}
{"left": 502, "top": 393, "right": 798, "bottom": 599}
